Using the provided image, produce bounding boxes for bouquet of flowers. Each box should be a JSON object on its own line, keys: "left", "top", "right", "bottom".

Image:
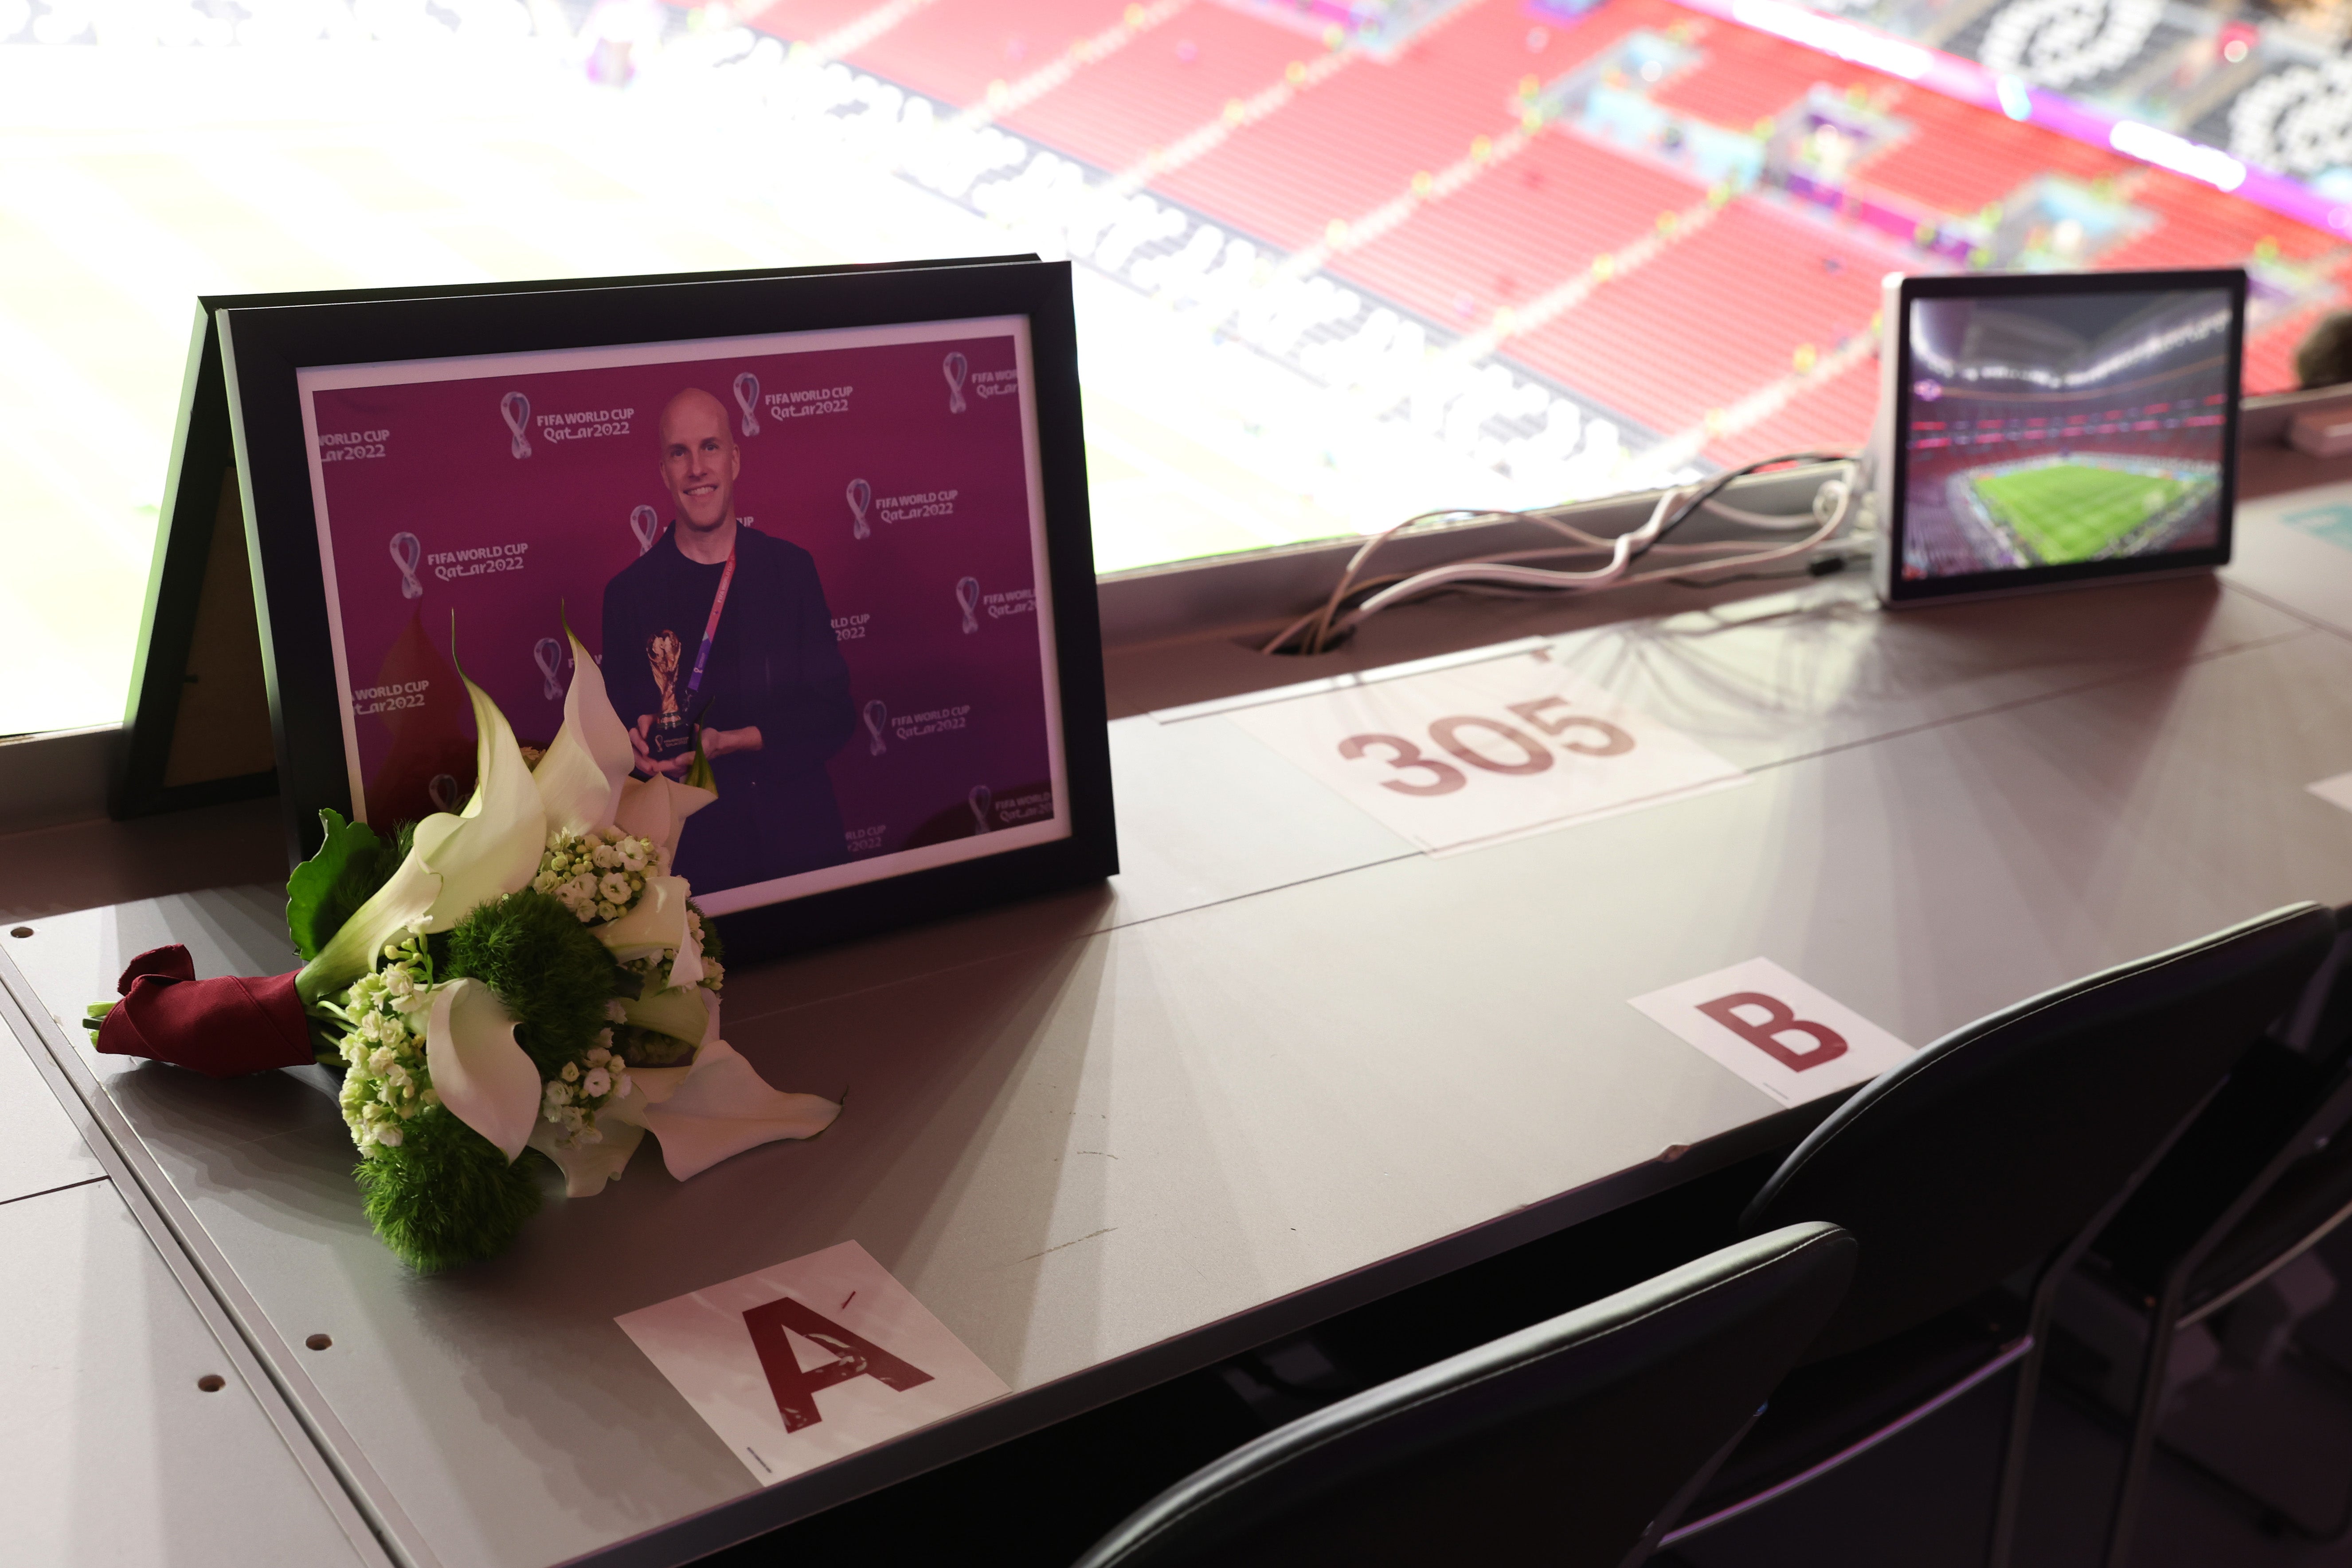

{"left": 87, "top": 627, "right": 839, "bottom": 1271}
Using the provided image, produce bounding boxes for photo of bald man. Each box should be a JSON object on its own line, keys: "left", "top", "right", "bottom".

{"left": 600, "top": 387, "right": 855, "bottom": 889}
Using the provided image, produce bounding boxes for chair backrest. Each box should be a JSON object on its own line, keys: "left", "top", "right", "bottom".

{"left": 2280, "top": 903, "right": 2352, "bottom": 1071}
{"left": 1070, "top": 1222, "right": 1855, "bottom": 1568}
{"left": 1742, "top": 903, "right": 2333, "bottom": 1362}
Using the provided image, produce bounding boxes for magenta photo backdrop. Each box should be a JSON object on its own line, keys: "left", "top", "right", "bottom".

{"left": 307, "top": 326, "right": 1058, "bottom": 897}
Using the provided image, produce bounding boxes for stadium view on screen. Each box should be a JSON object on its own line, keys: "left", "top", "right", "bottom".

{"left": 1900, "top": 290, "right": 2232, "bottom": 582}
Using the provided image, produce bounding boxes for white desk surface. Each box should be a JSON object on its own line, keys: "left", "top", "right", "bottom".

{"left": 8, "top": 496, "right": 2352, "bottom": 1568}
{"left": 0, "top": 1013, "right": 383, "bottom": 1568}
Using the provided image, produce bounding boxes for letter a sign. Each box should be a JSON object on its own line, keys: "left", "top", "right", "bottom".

{"left": 743, "top": 1296, "right": 935, "bottom": 1432}
{"left": 618, "top": 1240, "right": 1011, "bottom": 1483}
{"left": 1630, "top": 958, "right": 1913, "bottom": 1107}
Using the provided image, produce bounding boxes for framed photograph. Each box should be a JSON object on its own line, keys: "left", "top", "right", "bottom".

{"left": 115, "top": 257, "right": 1031, "bottom": 821}
{"left": 1871, "top": 267, "right": 2245, "bottom": 607}
{"left": 219, "top": 259, "right": 1114, "bottom": 962}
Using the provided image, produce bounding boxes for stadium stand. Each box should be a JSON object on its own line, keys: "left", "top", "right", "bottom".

{"left": 2246, "top": 303, "right": 2335, "bottom": 395}
{"left": 2103, "top": 178, "right": 2341, "bottom": 272}
{"left": 1851, "top": 88, "right": 2125, "bottom": 222}
{"left": 1001, "top": 2, "right": 1315, "bottom": 174}
{"left": 1648, "top": 9, "right": 1869, "bottom": 131}
{"left": 1151, "top": 0, "right": 1616, "bottom": 252}
{"left": 1328, "top": 128, "right": 1704, "bottom": 332}
{"left": 738, "top": 0, "right": 880, "bottom": 45}
{"left": 1703, "top": 355, "right": 1879, "bottom": 469}
{"left": 1506, "top": 199, "right": 1885, "bottom": 436}
{"left": 845, "top": 0, "right": 1135, "bottom": 106}
{"left": 740, "top": 0, "right": 2351, "bottom": 477}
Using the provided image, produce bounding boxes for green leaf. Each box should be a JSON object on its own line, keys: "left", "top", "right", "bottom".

{"left": 683, "top": 730, "right": 716, "bottom": 794}
{"left": 286, "top": 809, "right": 399, "bottom": 963}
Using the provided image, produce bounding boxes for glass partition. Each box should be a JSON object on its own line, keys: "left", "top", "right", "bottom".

{"left": 2, "top": 0, "right": 2341, "bottom": 737}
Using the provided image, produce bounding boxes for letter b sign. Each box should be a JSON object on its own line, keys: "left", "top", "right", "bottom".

{"left": 1695, "top": 991, "right": 1848, "bottom": 1071}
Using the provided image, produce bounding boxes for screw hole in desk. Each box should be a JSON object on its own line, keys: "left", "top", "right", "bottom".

{"left": 305, "top": 1333, "right": 332, "bottom": 1351}
{"left": 196, "top": 1374, "right": 225, "bottom": 1392}
{"left": 8, "top": 927, "right": 30, "bottom": 938}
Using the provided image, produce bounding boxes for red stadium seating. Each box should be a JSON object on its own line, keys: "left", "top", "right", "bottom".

{"left": 1650, "top": 10, "right": 1871, "bottom": 130}
{"left": 1704, "top": 354, "right": 1880, "bottom": 468}
{"left": 999, "top": 2, "right": 1311, "bottom": 173}
{"left": 1330, "top": 128, "right": 1704, "bottom": 332}
{"left": 738, "top": 0, "right": 889, "bottom": 44}
{"left": 1152, "top": 0, "right": 1660, "bottom": 251}
{"left": 1853, "top": 88, "right": 2125, "bottom": 220}
{"left": 1507, "top": 201, "right": 1885, "bottom": 436}
{"left": 845, "top": 0, "right": 1136, "bottom": 107}
{"left": 739, "top": 0, "right": 2344, "bottom": 458}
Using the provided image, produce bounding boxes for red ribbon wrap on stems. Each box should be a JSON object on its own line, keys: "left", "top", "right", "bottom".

{"left": 95, "top": 945, "right": 316, "bottom": 1078}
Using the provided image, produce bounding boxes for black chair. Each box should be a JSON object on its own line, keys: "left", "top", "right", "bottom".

{"left": 1658, "top": 902, "right": 2336, "bottom": 1568}
{"left": 1070, "top": 1222, "right": 1857, "bottom": 1568}
{"left": 2071, "top": 903, "right": 2352, "bottom": 1556}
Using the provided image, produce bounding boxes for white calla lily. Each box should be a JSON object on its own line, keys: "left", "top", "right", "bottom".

{"left": 532, "top": 625, "right": 634, "bottom": 837}
{"left": 666, "top": 916, "right": 706, "bottom": 991}
{"left": 533, "top": 993, "right": 834, "bottom": 1194}
{"left": 595, "top": 875, "right": 700, "bottom": 988}
{"left": 423, "top": 978, "right": 542, "bottom": 1162}
{"left": 295, "top": 853, "right": 438, "bottom": 1007}
{"left": 621, "top": 981, "right": 708, "bottom": 1047}
{"left": 417, "top": 671, "right": 548, "bottom": 931}
{"left": 637, "top": 1040, "right": 841, "bottom": 1181}
{"left": 614, "top": 773, "right": 716, "bottom": 877}
{"left": 295, "top": 666, "right": 548, "bottom": 1001}
{"left": 528, "top": 1116, "right": 646, "bottom": 1197}
{"left": 529, "top": 1057, "right": 688, "bottom": 1197}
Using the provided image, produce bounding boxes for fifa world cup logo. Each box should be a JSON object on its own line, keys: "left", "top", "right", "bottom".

{"left": 733, "top": 372, "right": 761, "bottom": 438}
{"left": 629, "top": 505, "right": 661, "bottom": 555}
{"left": 864, "top": 699, "right": 888, "bottom": 756}
{"left": 956, "top": 575, "right": 981, "bottom": 634}
{"left": 644, "top": 628, "right": 693, "bottom": 763}
{"left": 534, "top": 637, "right": 565, "bottom": 701}
{"left": 500, "top": 391, "right": 532, "bottom": 459}
{"left": 970, "top": 785, "right": 993, "bottom": 834}
{"left": 389, "top": 532, "right": 424, "bottom": 599}
{"left": 846, "top": 477, "right": 873, "bottom": 541}
{"left": 943, "top": 352, "right": 968, "bottom": 414}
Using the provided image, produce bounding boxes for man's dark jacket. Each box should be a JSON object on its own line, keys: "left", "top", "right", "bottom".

{"left": 600, "top": 522, "right": 854, "bottom": 886}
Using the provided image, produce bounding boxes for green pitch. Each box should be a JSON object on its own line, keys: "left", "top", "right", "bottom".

{"left": 1971, "top": 463, "right": 2191, "bottom": 564}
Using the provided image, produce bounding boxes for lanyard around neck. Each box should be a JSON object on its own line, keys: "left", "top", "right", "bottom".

{"left": 683, "top": 543, "right": 737, "bottom": 710}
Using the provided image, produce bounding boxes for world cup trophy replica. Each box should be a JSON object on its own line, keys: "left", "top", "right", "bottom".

{"left": 644, "top": 628, "right": 696, "bottom": 765}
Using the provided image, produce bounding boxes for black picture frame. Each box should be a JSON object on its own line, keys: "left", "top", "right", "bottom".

{"left": 117, "top": 255, "right": 1036, "bottom": 820}
{"left": 216, "top": 258, "right": 1116, "bottom": 967}
{"left": 1871, "top": 266, "right": 2246, "bottom": 607}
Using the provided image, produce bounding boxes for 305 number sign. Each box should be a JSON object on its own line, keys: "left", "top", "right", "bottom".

{"left": 1338, "top": 696, "right": 1636, "bottom": 797}
{"left": 1223, "top": 649, "right": 1747, "bottom": 854}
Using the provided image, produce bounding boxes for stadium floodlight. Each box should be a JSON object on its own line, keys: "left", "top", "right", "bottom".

{"left": 1871, "top": 267, "right": 2246, "bottom": 606}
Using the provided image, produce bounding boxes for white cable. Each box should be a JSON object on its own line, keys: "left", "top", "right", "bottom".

{"left": 1262, "top": 453, "right": 1860, "bottom": 655}
{"left": 1347, "top": 487, "right": 1685, "bottom": 618}
{"left": 1342, "top": 463, "right": 1858, "bottom": 628}
{"left": 1651, "top": 475, "right": 1856, "bottom": 584}
{"left": 1697, "top": 497, "right": 1828, "bottom": 529}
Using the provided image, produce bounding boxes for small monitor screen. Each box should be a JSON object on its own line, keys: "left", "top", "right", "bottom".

{"left": 1897, "top": 287, "right": 2235, "bottom": 584}
{"left": 296, "top": 315, "right": 1069, "bottom": 921}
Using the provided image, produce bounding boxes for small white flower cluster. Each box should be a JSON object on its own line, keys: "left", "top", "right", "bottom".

{"left": 618, "top": 906, "right": 725, "bottom": 994}
{"left": 533, "top": 829, "right": 656, "bottom": 924}
{"left": 540, "top": 1026, "right": 634, "bottom": 1148}
{"left": 328, "top": 927, "right": 443, "bottom": 1155}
